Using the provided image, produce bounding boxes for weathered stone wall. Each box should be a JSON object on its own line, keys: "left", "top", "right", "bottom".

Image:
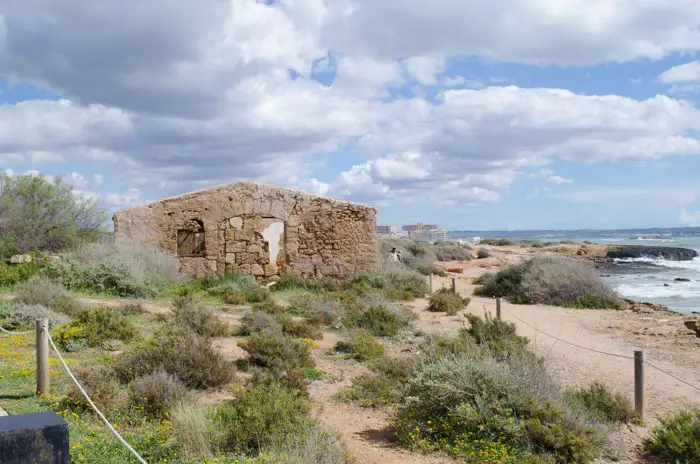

{"left": 113, "top": 182, "right": 377, "bottom": 279}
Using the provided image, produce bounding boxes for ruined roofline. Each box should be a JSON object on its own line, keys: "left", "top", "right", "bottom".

{"left": 113, "top": 181, "right": 376, "bottom": 214}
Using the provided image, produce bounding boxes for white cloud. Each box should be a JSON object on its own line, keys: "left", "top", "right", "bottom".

{"left": 659, "top": 61, "right": 700, "bottom": 83}
{"left": 3, "top": 0, "right": 700, "bottom": 210}
{"left": 324, "top": 0, "right": 700, "bottom": 65}
{"left": 547, "top": 175, "right": 573, "bottom": 184}
{"left": 402, "top": 57, "right": 445, "bottom": 86}
{"left": 680, "top": 207, "right": 700, "bottom": 226}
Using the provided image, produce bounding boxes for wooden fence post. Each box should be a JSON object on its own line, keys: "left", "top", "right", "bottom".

{"left": 496, "top": 298, "right": 502, "bottom": 320}
{"left": 36, "top": 319, "right": 49, "bottom": 396}
{"left": 451, "top": 277, "right": 456, "bottom": 293}
{"left": 429, "top": 273, "right": 433, "bottom": 295}
{"left": 634, "top": 350, "right": 645, "bottom": 420}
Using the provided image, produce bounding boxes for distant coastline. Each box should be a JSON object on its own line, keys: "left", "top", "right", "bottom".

{"left": 449, "top": 226, "right": 700, "bottom": 241}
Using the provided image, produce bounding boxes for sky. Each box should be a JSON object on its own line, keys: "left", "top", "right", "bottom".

{"left": 3, "top": 1, "right": 700, "bottom": 231}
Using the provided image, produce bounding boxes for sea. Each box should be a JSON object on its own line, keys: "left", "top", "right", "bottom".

{"left": 591, "top": 236, "right": 700, "bottom": 315}
{"left": 450, "top": 229, "right": 700, "bottom": 314}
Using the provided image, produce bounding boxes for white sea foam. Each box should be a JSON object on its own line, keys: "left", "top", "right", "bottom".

{"left": 616, "top": 282, "right": 700, "bottom": 300}
{"left": 613, "top": 257, "right": 700, "bottom": 271}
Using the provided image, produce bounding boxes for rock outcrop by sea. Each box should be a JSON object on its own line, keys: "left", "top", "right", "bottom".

{"left": 606, "top": 245, "right": 698, "bottom": 261}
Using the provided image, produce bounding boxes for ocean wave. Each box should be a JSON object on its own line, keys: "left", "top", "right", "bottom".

{"left": 616, "top": 282, "right": 700, "bottom": 300}
{"left": 613, "top": 257, "right": 700, "bottom": 271}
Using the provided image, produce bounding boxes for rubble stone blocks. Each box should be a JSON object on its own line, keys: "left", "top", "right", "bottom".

{"left": 113, "top": 182, "right": 377, "bottom": 279}
{"left": 0, "top": 412, "right": 69, "bottom": 464}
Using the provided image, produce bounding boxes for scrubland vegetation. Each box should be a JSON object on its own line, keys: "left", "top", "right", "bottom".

{"left": 474, "top": 255, "right": 623, "bottom": 309}
{"left": 0, "top": 173, "right": 696, "bottom": 463}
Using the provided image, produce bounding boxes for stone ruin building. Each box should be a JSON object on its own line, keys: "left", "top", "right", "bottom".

{"left": 112, "top": 182, "right": 377, "bottom": 279}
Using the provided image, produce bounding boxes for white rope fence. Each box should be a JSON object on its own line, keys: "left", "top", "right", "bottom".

{"left": 499, "top": 303, "right": 700, "bottom": 393}
{"left": 0, "top": 325, "right": 34, "bottom": 335}
{"left": 45, "top": 331, "right": 149, "bottom": 464}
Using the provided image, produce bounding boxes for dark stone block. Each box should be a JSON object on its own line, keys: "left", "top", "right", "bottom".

{"left": 0, "top": 412, "right": 69, "bottom": 464}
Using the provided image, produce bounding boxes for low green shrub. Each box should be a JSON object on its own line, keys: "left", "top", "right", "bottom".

{"left": 477, "top": 248, "right": 492, "bottom": 259}
{"left": 289, "top": 293, "right": 344, "bottom": 327}
{"left": 392, "top": 351, "right": 606, "bottom": 463}
{"left": 351, "top": 305, "right": 409, "bottom": 337}
{"left": 0, "top": 259, "right": 46, "bottom": 288}
{"left": 129, "top": 371, "right": 194, "bottom": 420}
{"left": 215, "top": 382, "right": 312, "bottom": 455}
{"left": 338, "top": 270, "right": 428, "bottom": 300}
{"left": 427, "top": 288, "right": 470, "bottom": 315}
{"left": 474, "top": 256, "right": 622, "bottom": 309}
{"left": 53, "top": 307, "right": 137, "bottom": 350}
{"left": 172, "top": 295, "right": 229, "bottom": 338}
{"left": 45, "top": 242, "right": 181, "bottom": 298}
{"left": 643, "top": 409, "right": 700, "bottom": 462}
{"left": 479, "top": 238, "right": 515, "bottom": 246}
{"left": 465, "top": 313, "right": 529, "bottom": 357}
{"left": 239, "top": 329, "right": 316, "bottom": 386}
{"left": 115, "top": 328, "right": 235, "bottom": 389}
{"left": 14, "top": 276, "right": 83, "bottom": 314}
{"left": 337, "top": 374, "right": 397, "bottom": 407}
{"left": 0, "top": 301, "right": 70, "bottom": 330}
{"left": 272, "top": 274, "right": 324, "bottom": 292}
{"left": 60, "top": 368, "right": 126, "bottom": 414}
{"left": 335, "top": 332, "right": 386, "bottom": 362}
{"left": 238, "top": 309, "right": 322, "bottom": 340}
{"left": 570, "top": 382, "right": 640, "bottom": 425}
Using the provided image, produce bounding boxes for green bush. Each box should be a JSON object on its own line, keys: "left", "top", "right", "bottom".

{"left": 643, "top": 409, "right": 700, "bottom": 462}
{"left": 172, "top": 295, "right": 229, "bottom": 338}
{"left": 339, "top": 270, "right": 428, "bottom": 300}
{"left": 351, "top": 305, "right": 409, "bottom": 337}
{"left": 129, "top": 371, "right": 194, "bottom": 420}
{"left": 60, "top": 368, "right": 126, "bottom": 414}
{"left": 338, "top": 356, "right": 416, "bottom": 408}
{"left": 238, "top": 309, "right": 323, "bottom": 340}
{"left": 53, "top": 307, "right": 138, "bottom": 350}
{"left": 289, "top": 293, "right": 344, "bottom": 327}
{"left": 272, "top": 274, "right": 324, "bottom": 292}
{"left": 181, "top": 272, "right": 270, "bottom": 304}
{"left": 479, "top": 238, "right": 515, "bottom": 246}
{"left": 477, "top": 248, "right": 492, "bottom": 259}
{"left": 215, "top": 382, "right": 312, "bottom": 455}
{"left": 392, "top": 351, "right": 606, "bottom": 463}
{"left": 427, "top": 288, "right": 470, "bottom": 315}
{"left": 45, "top": 242, "right": 181, "bottom": 298}
{"left": 465, "top": 313, "right": 529, "bottom": 357}
{"left": 14, "top": 276, "right": 83, "bottom": 314}
{"left": 474, "top": 256, "right": 622, "bottom": 309}
{"left": 0, "top": 260, "right": 46, "bottom": 288}
{"left": 337, "top": 374, "right": 397, "bottom": 407}
{"left": 239, "top": 329, "right": 316, "bottom": 387}
{"left": 0, "top": 301, "right": 70, "bottom": 330}
{"left": 335, "top": 332, "right": 386, "bottom": 362}
{"left": 570, "top": 382, "right": 640, "bottom": 425}
{"left": 115, "top": 328, "right": 235, "bottom": 389}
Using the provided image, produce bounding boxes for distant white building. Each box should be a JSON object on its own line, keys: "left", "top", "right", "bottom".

{"left": 377, "top": 225, "right": 397, "bottom": 235}
{"left": 409, "top": 229, "right": 448, "bottom": 243}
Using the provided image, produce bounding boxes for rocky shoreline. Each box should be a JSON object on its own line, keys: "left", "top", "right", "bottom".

{"left": 605, "top": 245, "right": 699, "bottom": 261}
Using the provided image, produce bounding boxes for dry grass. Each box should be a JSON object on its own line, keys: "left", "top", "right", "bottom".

{"left": 168, "top": 401, "right": 216, "bottom": 460}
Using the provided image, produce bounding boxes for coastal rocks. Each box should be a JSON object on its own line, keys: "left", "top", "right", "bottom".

{"left": 622, "top": 299, "right": 673, "bottom": 314}
{"left": 684, "top": 320, "right": 700, "bottom": 338}
{"left": 674, "top": 278, "right": 692, "bottom": 282}
{"left": 606, "top": 245, "right": 698, "bottom": 261}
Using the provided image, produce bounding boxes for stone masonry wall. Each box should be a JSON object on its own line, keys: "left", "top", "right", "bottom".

{"left": 112, "top": 182, "right": 377, "bottom": 279}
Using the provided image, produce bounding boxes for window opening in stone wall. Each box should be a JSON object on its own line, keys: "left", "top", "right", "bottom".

{"left": 177, "top": 219, "right": 206, "bottom": 257}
